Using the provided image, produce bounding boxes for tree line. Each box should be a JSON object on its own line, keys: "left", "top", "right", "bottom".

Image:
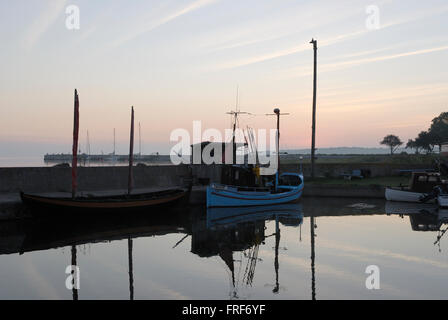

{"left": 380, "top": 112, "right": 448, "bottom": 154}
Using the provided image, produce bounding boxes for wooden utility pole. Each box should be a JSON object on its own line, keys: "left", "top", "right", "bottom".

{"left": 310, "top": 39, "right": 318, "bottom": 179}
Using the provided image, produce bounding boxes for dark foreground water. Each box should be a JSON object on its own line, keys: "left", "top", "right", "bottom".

{"left": 0, "top": 198, "right": 447, "bottom": 300}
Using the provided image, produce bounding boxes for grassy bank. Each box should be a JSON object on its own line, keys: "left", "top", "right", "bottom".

{"left": 306, "top": 176, "right": 409, "bottom": 187}
{"left": 281, "top": 153, "right": 437, "bottom": 165}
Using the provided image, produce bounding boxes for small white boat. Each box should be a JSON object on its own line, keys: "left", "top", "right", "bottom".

{"left": 385, "top": 187, "right": 435, "bottom": 203}
{"left": 385, "top": 172, "right": 442, "bottom": 204}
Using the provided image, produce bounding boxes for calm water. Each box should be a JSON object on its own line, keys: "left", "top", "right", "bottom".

{"left": 0, "top": 197, "right": 447, "bottom": 300}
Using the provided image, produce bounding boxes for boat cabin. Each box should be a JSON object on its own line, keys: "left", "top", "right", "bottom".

{"left": 279, "top": 173, "right": 303, "bottom": 187}
{"left": 409, "top": 172, "right": 442, "bottom": 193}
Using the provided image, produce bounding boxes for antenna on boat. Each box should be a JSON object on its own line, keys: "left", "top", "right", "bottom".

{"left": 226, "top": 86, "right": 252, "bottom": 164}
{"left": 266, "top": 108, "right": 290, "bottom": 191}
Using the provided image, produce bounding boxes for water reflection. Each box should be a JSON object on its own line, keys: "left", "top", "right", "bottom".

{"left": 0, "top": 198, "right": 447, "bottom": 299}
{"left": 205, "top": 205, "right": 303, "bottom": 298}
{"left": 385, "top": 201, "right": 448, "bottom": 251}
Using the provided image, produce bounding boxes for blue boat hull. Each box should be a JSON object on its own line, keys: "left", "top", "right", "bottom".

{"left": 206, "top": 174, "right": 304, "bottom": 208}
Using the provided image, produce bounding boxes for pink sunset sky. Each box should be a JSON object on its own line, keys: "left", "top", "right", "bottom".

{"left": 0, "top": 0, "right": 447, "bottom": 156}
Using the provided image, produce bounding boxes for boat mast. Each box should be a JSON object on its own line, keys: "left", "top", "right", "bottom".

{"left": 139, "top": 122, "right": 141, "bottom": 157}
{"left": 71, "top": 89, "right": 79, "bottom": 199}
{"left": 113, "top": 128, "right": 116, "bottom": 155}
{"left": 128, "top": 107, "right": 134, "bottom": 195}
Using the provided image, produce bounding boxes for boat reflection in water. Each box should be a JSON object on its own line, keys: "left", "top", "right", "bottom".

{"left": 385, "top": 201, "right": 448, "bottom": 250}
{"left": 202, "top": 204, "right": 303, "bottom": 298}
{"left": 4, "top": 199, "right": 448, "bottom": 299}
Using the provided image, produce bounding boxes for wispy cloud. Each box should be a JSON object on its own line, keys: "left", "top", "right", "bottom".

{"left": 22, "top": 0, "right": 67, "bottom": 49}
{"left": 209, "top": 3, "right": 448, "bottom": 71}
{"left": 111, "top": 0, "right": 218, "bottom": 47}
{"left": 292, "top": 45, "right": 448, "bottom": 78}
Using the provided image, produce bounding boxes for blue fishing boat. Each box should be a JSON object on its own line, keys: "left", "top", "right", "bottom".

{"left": 207, "top": 173, "right": 304, "bottom": 208}
{"left": 206, "top": 108, "right": 304, "bottom": 208}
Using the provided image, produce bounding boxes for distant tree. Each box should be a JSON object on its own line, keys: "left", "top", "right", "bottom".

{"left": 415, "top": 130, "right": 435, "bottom": 154}
{"left": 380, "top": 134, "right": 403, "bottom": 155}
{"left": 428, "top": 112, "right": 448, "bottom": 151}
{"left": 406, "top": 139, "right": 421, "bottom": 154}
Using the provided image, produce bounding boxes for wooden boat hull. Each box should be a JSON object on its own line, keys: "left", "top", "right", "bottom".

{"left": 20, "top": 188, "right": 188, "bottom": 212}
{"left": 206, "top": 179, "right": 304, "bottom": 208}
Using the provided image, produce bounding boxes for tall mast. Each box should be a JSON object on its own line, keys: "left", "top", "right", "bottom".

{"left": 128, "top": 107, "right": 134, "bottom": 195}
{"left": 113, "top": 128, "right": 116, "bottom": 155}
{"left": 71, "top": 89, "right": 79, "bottom": 199}
{"left": 310, "top": 39, "right": 318, "bottom": 179}
{"left": 139, "top": 122, "right": 141, "bottom": 156}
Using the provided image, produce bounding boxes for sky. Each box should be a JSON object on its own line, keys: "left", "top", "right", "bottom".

{"left": 0, "top": 0, "right": 447, "bottom": 156}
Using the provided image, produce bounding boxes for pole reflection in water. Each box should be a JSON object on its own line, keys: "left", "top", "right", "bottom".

{"left": 128, "top": 237, "right": 134, "bottom": 301}
{"left": 310, "top": 214, "right": 316, "bottom": 301}
{"left": 71, "top": 245, "right": 78, "bottom": 301}
{"left": 273, "top": 215, "right": 280, "bottom": 294}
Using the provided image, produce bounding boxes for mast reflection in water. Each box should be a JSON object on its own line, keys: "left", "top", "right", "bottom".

{"left": 1, "top": 198, "right": 448, "bottom": 299}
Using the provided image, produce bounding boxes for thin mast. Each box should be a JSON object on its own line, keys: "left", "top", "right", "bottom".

{"left": 71, "top": 89, "right": 79, "bottom": 199}
{"left": 113, "top": 128, "right": 116, "bottom": 155}
{"left": 139, "top": 122, "right": 141, "bottom": 156}
{"left": 310, "top": 39, "right": 318, "bottom": 179}
{"left": 128, "top": 107, "right": 134, "bottom": 195}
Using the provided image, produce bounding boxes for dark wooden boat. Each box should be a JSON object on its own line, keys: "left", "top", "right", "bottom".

{"left": 20, "top": 188, "right": 189, "bottom": 211}
{"left": 20, "top": 91, "right": 190, "bottom": 213}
